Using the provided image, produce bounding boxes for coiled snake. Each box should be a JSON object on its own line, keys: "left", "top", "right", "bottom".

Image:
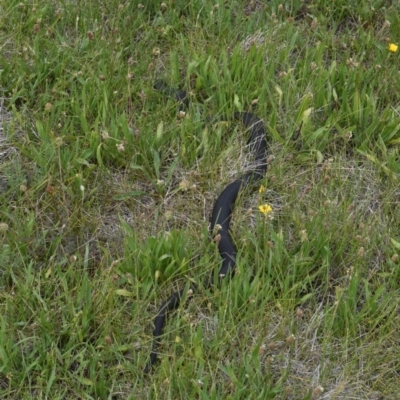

{"left": 144, "top": 80, "right": 268, "bottom": 373}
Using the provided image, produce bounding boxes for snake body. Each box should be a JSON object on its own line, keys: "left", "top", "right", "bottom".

{"left": 144, "top": 81, "right": 268, "bottom": 373}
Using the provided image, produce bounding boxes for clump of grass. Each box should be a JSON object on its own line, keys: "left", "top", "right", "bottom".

{"left": 0, "top": 0, "right": 400, "bottom": 398}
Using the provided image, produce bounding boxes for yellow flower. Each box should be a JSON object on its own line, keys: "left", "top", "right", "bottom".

{"left": 300, "top": 229, "right": 308, "bottom": 242}
{"left": 389, "top": 43, "right": 398, "bottom": 53}
{"left": 259, "top": 204, "right": 273, "bottom": 215}
{"left": 259, "top": 185, "right": 266, "bottom": 193}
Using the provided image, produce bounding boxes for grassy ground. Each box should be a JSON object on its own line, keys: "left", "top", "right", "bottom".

{"left": 1, "top": 0, "right": 400, "bottom": 398}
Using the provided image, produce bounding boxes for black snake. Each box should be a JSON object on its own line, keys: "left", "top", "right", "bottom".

{"left": 144, "top": 80, "right": 268, "bottom": 373}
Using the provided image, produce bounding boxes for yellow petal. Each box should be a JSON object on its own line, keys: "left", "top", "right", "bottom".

{"left": 259, "top": 204, "right": 273, "bottom": 215}
{"left": 389, "top": 43, "right": 398, "bottom": 53}
{"left": 259, "top": 185, "right": 266, "bottom": 193}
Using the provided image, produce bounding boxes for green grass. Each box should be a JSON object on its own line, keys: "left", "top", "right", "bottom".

{"left": 1, "top": 0, "right": 400, "bottom": 398}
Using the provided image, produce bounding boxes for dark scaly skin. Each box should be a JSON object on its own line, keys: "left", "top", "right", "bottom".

{"left": 144, "top": 82, "right": 268, "bottom": 373}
